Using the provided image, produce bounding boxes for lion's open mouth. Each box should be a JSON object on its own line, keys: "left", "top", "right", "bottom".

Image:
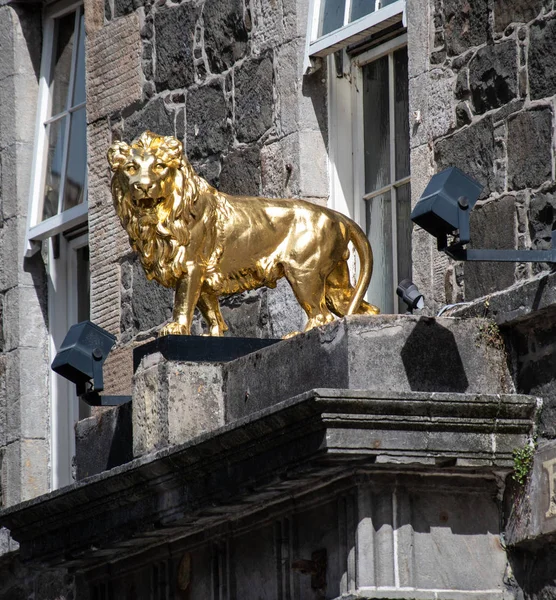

{"left": 133, "top": 196, "right": 161, "bottom": 211}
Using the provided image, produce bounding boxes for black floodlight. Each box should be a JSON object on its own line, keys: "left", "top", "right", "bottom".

{"left": 396, "top": 279, "right": 425, "bottom": 313}
{"left": 51, "top": 321, "right": 130, "bottom": 407}
{"left": 411, "top": 167, "right": 556, "bottom": 264}
{"left": 410, "top": 167, "right": 482, "bottom": 250}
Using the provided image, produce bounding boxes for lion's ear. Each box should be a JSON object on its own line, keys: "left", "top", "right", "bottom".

{"left": 107, "top": 141, "right": 131, "bottom": 171}
{"left": 163, "top": 136, "right": 183, "bottom": 164}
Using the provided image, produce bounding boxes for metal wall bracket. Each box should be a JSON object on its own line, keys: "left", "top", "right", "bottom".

{"left": 442, "top": 211, "right": 556, "bottom": 264}
{"left": 292, "top": 548, "right": 327, "bottom": 590}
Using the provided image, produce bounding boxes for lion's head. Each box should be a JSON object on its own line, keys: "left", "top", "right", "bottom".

{"left": 107, "top": 131, "right": 200, "bottom": 288}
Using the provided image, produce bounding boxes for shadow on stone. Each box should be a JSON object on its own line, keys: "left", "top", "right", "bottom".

{"left": 106, "top": 403, "right": 133, "bottom": 471}
{"left": 400, "top": 318, "right": 469, "bottom": 392}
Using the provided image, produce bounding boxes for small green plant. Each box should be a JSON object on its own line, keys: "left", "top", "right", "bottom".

{"left": 476, "top": 320, "right": 505, "bottom": 350}
{"left": 512, "top": 442, "right": 535, "bottom": 486}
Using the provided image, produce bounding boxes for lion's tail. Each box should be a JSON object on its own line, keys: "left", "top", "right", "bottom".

{"left": 346, "top": 220, "right": 373, "bottom": 315}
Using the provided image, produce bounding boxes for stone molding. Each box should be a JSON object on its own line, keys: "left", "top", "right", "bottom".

{"left": 0, "top": 388, "right": 537, "bottom": 569}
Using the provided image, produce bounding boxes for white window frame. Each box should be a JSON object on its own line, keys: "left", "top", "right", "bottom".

{"left": 304, "top": 0, "right": 406, "bottom": 72}
{"left": 352, "top": 36, "right": 410, "bottom": 312}
{"left": 49, "top": 231, "right": 90, "bottom": 489}
{"left": 328, "top": 33, "right": 410, "bottom": 312}
{"left": 24, "top": 0, "right": 88, "bottom": 257}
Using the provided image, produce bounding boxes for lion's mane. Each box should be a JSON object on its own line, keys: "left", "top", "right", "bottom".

{"left": 109, "top": 131, "right": 223, "bottom": 289}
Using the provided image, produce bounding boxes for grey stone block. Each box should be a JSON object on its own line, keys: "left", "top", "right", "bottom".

{"left": 154, "top": 4, "right": 200, "bottom": 92}
{"left": 529, "top": 190, "right": 556, "bottom": 251}
{"left": 113, "top": 0, "right": 142, "bottom": 18}
{"left": 464, "top": 196, "right": 517, "bottom": 300}
{"left": 508, "top": 109, "right": 552, "bottom": 191}
{"left": 203, "top": 0, "right": 248, "bottom": 74}
{"left": 125, "top": 257, "right": 173, "bottom": 337}
{"left": 75, "top": 403, "right": 133, "bottom": 480}
{"left": 123, "top": 97, "right": 180, "bottom": 144}
{"left": 219, "top": 146, "right": 260, "bottom": 196}
{"left": 434, "top": 117, "right": 495, "bottom": 197}
{"left": 235, "top": 56, "right": 274, "bottom": 143}
{"left": 494, "top": 0, "right": 544, "bottom": 32}
{"left": 506, "top": 439, "right": 556, "bottom": 546}
{"left": 133, "top": 353, "right": 224, "bottom": 456}
{"left": 186, "top": 80, "right": 231, "bottom": 160}
{"left": 529, "top": 17, "right": 556, "bottom": 100}
{"left": 444, "top": 0, "right": 488, "bottom": 56}
{"left": 469, "top": 41, "right": 518, "bottom": 115}
{"left": 224, "top": 315, "right": 515, "bottom": 422}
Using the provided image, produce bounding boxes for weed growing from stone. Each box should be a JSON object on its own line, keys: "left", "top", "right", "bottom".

{"left": 512, "top": 442, "right": 536, "bottom": 486}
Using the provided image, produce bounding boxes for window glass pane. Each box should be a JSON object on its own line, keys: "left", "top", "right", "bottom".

{"left": 396, "top": 183, "right": 412, "bottom": 311}
{"left": 42, "top": 117, "right": 67, "bottom": 221}
{"left": 382, "top": 0, "right": 399, "bottom": 5}
{"left": 366, "top": 191, "right": 393, "bottom": 313}
{"left": 319, "top": 0, "right": 346, "bottom": 36}
{"left": 394, "top": 46, "right": 410, "bottom": 180}
{"left": 50, "top": 12, "right": 76, "bottom": 117}
{"left": 72, "top": 11, "right": 86, "bottom": 107}
{"left": 363, "top": 56, "right": 390, "bottom": 193}
{"left": 63, "top": 107, "right": 86, "bottom": 210}
{"left": 350, "top": 0, "right": 376, "bottom": 22}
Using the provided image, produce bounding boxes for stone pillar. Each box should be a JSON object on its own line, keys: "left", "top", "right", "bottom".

{"left": 0, "top": 6, "right": 49, "bottom": 507}
{"left": 133, "top": 352, "right": 224, "bottom": 456}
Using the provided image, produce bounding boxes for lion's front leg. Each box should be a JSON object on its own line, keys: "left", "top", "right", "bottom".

{"left": 159, "top": 263, "right": 205, "bottom": 336}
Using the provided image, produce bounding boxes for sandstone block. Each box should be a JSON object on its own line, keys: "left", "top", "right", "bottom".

{"left": 224, "top": 315, "right": 515, "bottom": 422}
{"left": 133, "top": 354, "right": 224, "bottom": 456}
{"left": 75, "top": 403, "right": 133, "bottom": 480}
{"left": 86, "top": 13, "right": 142, "bottom": 122}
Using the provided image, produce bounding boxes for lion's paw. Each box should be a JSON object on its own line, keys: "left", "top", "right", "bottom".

{"left": 159, "top": 322, "right": 190, "bottom": 336}
{"left": 282, "top": 331, "right": 302, "bottom": 340}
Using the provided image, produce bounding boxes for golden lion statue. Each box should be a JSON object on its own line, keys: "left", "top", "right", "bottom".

{"left": 108, "top": 131, "right": 379, "bottom": 337}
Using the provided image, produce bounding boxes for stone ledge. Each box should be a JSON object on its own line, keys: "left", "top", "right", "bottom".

{"left": 448, "top": 272, "right": 556, "bottom": 327}
{"left": 0, "top": 388, "right": 537, "bottom": 568}
{"left": 506, "top": 438, "right": 556, "bottom": 548}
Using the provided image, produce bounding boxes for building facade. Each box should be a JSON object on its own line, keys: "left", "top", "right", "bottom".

{"left": 0, "top": 0, "right": 555, "bottom": 597}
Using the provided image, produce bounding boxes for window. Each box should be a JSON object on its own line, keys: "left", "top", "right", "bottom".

{"left": 25, "top": 2, "right": 87, "bottom": 254}
{"left": 355, "top": 39, "right": 411, "bottom": 313}
{"left": 304, "top": 0, "right": 405, "bottom": 71}
{"left": 26, "top": 1, "right": 89, "bottom": 489}
{"left": 327, "top": 34, "right": 410, "bottom": 313}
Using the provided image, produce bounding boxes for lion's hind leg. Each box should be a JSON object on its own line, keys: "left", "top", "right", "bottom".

{"left": 197, "top": 292, "right": 228, "bottom": 337}
{"left": 284, "top": 269, "right": 335, "bottom": 335}
{"left": 325, "top": 262, "right": 380, "bottom": 317}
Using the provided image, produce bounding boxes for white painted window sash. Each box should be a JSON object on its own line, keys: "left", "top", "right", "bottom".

{"left": 24, "top": 0, "right": 86, "bottom": 257}
{"left": 49, "top": 231, "right": 89, "bottom": 489}
{"left": 305, "top": 0, "right": 405, "bottom": 61}
{"left": 350, "top": 35, "right": 409, "bottom": 312}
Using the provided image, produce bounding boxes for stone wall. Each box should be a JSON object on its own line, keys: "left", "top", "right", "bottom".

{"left": 409, "top": 0, "right": 556, "bottom": 311}
{"left": 88, "top": 0, "right": 327, "bottom": 395}
{"left": 0, "top": 5, "right": 50, "bottom": 510}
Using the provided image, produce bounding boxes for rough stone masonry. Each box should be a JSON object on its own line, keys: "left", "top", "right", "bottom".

{"left": 87, "top": 0, "right": 327, "bottom": 395}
